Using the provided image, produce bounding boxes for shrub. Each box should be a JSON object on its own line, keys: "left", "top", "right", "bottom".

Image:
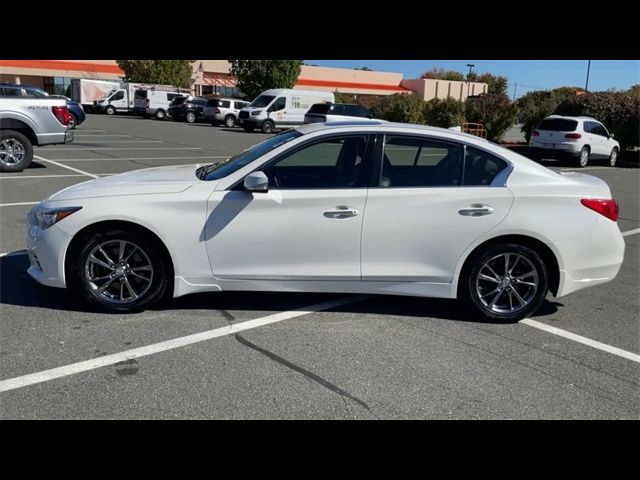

{"left": 371, "top": 93, "right": 425, "bottom": 124}
{"left": 423, "top": 97, "right": 466, "bottom": 128}
{"left": 465, "top": 93, "right": 517, "bottom": 142}
{"left": 554, "top": 91, "right": 640, "bottom": 149}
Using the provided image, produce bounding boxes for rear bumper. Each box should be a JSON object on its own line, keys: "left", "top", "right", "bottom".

{"left": 528, "top": 146, "right": 580, "bottom": 160}
{"left": 36, "top": 129, "right": 74, "bottom": 146}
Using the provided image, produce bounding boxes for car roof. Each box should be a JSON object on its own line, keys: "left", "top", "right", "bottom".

{"left": 295, "top": 121, "right": 489, "bottom": 142}
{"left": 545, "top": 114, "right": 598, "bottom": 122}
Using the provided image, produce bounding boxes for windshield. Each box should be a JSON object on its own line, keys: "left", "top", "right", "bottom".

{"left": 250, "top": 95, "right": 276, "bottom": 108}
{"left": 197, "top": 129, "right": 303, "bottom": 181}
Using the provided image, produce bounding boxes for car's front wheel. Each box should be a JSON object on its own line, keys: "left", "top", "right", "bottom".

{"left": 186, "top": 112, "right": 196, "bottom": 123}
{"left": 105, "top": 106, "right": 116, "bottom": 115}
{"left": 462, "top": 243, "right": 549, "bottom": 322}
{"left": 68, "top": 229, "right": 171, "bottom": 312}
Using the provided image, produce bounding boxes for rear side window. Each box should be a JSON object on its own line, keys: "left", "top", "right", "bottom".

{"left": 343, "top": 105, "right": 370, "bottom": 117}
{"left": 307, "top": 104, "right": 331, "bottom": 114}
{"left": 205, "top": 99, "right": 220, "bottom": 107}
{"left": 537, "top": 118, "right": 578, "bottom": 131}
{"left": 381, "top": 136, "right": 463, "bottom": 187}
{"left": 167, "top": 93, "right": 180, "bottom": 102}
{"left": 219, "top": 100, "right": 231, "bottom": 108}
{"left": 463, "top": 147, "right": 508, "bottom": 186}
{"left": 235, "top": 101, "right": 249, "bottom": 109}
{"left": 171, "top": 96, "right": 187, "bottom": 105}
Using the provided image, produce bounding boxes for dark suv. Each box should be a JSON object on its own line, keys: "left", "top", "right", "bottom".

{"left": 168, "top": 95, "right": 208, "bottom": 123}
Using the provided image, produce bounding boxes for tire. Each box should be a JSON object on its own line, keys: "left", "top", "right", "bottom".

{"left": 461, "top": 243, "right": 549, "bottom": 323}
{"left": 609, "top": 147, "right": 619, "bottom": 167}
{"left": 0, "top": 129, "right": 34, "bottom": 172}
{"left": 577, "top": 146, "right": 590, "bottom": 167}
{"left": 68, "top": 113, "right": 77, "bottom": 130}
{"left": 68, "top": 229, "right": 171, "bottom": 313}
{"left": 155, "top": 109, "right": 166, "bottom": 120}
{"left": 185, "top": 112, "right": 196, "bottom": 123}
{"left": 105, "top": 105, "right": 116, "bottom": 115}
{"left": 261, "top": 120, "right": 274, "bottom": 134}
{"left": 243, "top": 124, "right": 254, "bottom": 133}
{"left": 224, "top": 115, "right": 236, "bottom": 128}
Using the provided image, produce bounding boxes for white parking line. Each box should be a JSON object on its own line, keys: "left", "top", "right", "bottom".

{"left": 34, "top": 155, "right": 99, "bottom": 179}
{"left": 49, "top": 156, "right": 228, "bottom": 162}
{"left": 520, "top": 318, "right": 640, "bottom": 364}
{"left": 73, "top": 134, "right": 132, "bottom": 137}
{"left": 622, "top": 228, "right": 640, "bottom": 237}
{"left": 0, "top": 295, "right": 366, "bottom": 393}
{"left": 37, "top": 147, "right": 202, "bottom": 151}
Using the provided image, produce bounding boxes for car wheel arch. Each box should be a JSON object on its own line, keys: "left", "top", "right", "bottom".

{"left": 455, "top": 234, "right": 561, "bottom": 298}
{"left": 0, "top": 118, "right": 38, "bottom": 146}
{"left": 64, "top": 219, "right": 175, "bottom": 288}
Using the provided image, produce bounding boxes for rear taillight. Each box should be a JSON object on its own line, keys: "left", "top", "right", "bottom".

{"left": 532, "top": 130, "right": 540, "bottom": 136}
{"left": 581, "top": 199, "right": 619, "bottom": 222}
{"left": 51, "top": 106, "right": 70, "bottom": 126}
{"left": 565, "top": 133, "right": 582, "bottom": 139}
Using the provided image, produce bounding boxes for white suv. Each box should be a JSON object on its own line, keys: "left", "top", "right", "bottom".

{"left": 529, "top": 115, "right": 620, "bottom": 167}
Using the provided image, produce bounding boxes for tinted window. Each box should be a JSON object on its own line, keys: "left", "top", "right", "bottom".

{"left": 1, "top": 87, "right": 23, "bottom": 96}
{"left": 270, "top": 97, "right": 286, "bottom": 111}
{"left": 537, "top": 118, "right": 578, "bottom": 131}
{"left": 219, "top": 100, "right": 231, "bottom": 108}
{"left": 135, "top": 90, "right": 148, "bottom": 99}
{"left": 167, "top": 93, "right": 179, "bottom": 102}
{"left": 236, "top": 101, "right": 249, "bottom": 109}
{"left": 381, "top": 136, "right": 463, "bottom": 187}
{"left": 206, "top": 99, "right": 220, "bottom": 107}
{"left": 263, "top": 135, "right": 370, "bottom": 189}
{"left": 308, "top": 104, "right": 331, "bottom": 114}
{"left": 111, "top": 91, "right": 124, "bottom": 100}
{"left": 171, "top": 96, "right": 187, "bottom": 105}
{"left": 24, "top": 88, "right": 48, "bottom": 97}
{"left": 463, "top": 147, "right": 508, "bottom": 186}
{"left": 200, "top": 130, "right": 303, "bottom": 181}
{"left": 590, "top": 122, "right": 608, "bottom": 137}
{"left": 250, "top": 95, "right": 276, "bottom": 108}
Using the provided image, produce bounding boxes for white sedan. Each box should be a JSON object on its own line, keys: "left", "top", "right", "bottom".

{"left": 26, "top": 122, "right": 625, "bottom": 322}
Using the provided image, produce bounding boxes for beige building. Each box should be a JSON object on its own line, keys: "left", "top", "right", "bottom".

{"left": 1, "top": 60, "right": 487, "bottom": 101}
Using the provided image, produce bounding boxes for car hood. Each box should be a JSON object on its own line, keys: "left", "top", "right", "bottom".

{"left": 47, "top": 164, "right": 201, "bottom": 201}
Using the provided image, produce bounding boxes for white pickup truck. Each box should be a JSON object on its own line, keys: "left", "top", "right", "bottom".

{"left": 0, "top": 97, "right": 74, "bottom": 172}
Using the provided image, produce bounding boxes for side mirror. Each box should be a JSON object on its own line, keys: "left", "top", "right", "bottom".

{"left": 244, "top": 171, "right": 268, "bottom": 192}
{"left": 609, "top": 133, "right": 615, "bottom": 139}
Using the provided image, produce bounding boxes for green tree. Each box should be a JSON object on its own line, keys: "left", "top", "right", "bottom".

{"left": 371, "top": 93, "right": 425, "bottom": 124}
{"left": 629, "top": 84, "right": 640, "bottom": 96}
{"left": 423, "top": 97, "right": 466, "bottom": 128}
{"left": 465, "top": 93, "right": 517, "bottom": 142}
{"left": 228, "top": 60, "right": 303, "bottom": 101}
{"left": 421, "top": 68, "right": 466, "bottom": 81}
{"left": 476, "top": 73, "right": 508, "bottom": 95}
{"left": 115, "top": 60, "right": 193, "bottom": 87}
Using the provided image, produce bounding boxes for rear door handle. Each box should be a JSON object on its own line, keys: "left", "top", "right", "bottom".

{"left": 458, "top": 204, "right": 494, "bottom": 217}
{"left": 323, "top": 206, "right": 359, "bottom": 219}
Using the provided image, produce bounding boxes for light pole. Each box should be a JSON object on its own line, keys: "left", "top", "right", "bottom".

{"left": 585, "top": 60, "right": 591, "bottom": 93}
{"left": 466, "top": 63, "right": 475, "bottom": 98}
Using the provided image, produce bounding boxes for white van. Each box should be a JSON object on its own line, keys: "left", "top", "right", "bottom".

{"left": 238, "top": 89, "right": 334, "bottom": 133}
{"left": 133, "top": 88, "right": 187, "bottom": 120}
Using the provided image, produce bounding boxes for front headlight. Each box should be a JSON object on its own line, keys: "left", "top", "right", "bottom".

{"left": 251, "top": 110, "right": 262, "bottom": 116}
{"left": 36, "top": 207, "right": 82, "bottom": 230}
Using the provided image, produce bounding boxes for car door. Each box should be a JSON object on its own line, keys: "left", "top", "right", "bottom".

{"left": 590, "top": 122, "right": 612, "bottom": 158}
{"left": 205, "top": 133, "right": 374, "bottom": 280}
{"left": 361, "top": 134, "right": 514, "bottom": 282}
{"left": 110, "top": 90, "right": 127, "bottom": 111}
{"left": 267, "top": 96, "right": 287, "bottom": 126}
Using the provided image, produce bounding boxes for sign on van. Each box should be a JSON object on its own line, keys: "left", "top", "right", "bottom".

{"left": 291, "top": 95, "right": 329, "bottom": 110}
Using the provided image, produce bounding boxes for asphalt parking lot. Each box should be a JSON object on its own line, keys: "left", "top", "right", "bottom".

{"left": 0, "top": 114, "right": 638, "bottom": 419}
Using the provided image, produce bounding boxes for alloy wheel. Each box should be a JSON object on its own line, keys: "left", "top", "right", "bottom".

{"left": 0, "top": 138, "right": 26, "bottom": 167}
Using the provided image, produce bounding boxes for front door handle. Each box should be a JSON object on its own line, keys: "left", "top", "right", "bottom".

{"left": 323, "top": 206, "right": 359, "bottom": 219}
{"left": 458, "top": 204, "right": 494, "bottom": 217}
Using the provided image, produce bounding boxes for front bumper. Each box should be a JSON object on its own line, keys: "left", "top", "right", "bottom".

{"left": 26, "top": 211, "right": 71, "bottom": 289}
{"left": 237, "top": 117, "right": 263, "bottom": 128}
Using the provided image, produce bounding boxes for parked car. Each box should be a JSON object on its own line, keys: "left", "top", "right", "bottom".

{"left": 529, "top": 115, "right": 620, "bottom": 167}
{"left": 238, "top": 89, "right": 334, "bottom": 133}
{"left": 0, "top": 83, "right": 85, "bottom": 129}
{"left": 133, "top": 89, "right": 187, "bottom": 120}
{"left": 168, "top": 95, "right": 208, "bottom": 123}
{"left": 25, "top": 121, "right": 624, "bottom": 322}
{"left": 1, "top": 96, "right": 73, "bottom": 172}
{"left": 304, "top": 103, "right": 373, "bottom": 124}
{"left": 203, "top": 98, "right": 250, "bottom": 127}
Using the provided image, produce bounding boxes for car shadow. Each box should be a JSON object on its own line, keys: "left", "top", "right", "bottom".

{"left": 0, "top": 253, "right": 561, "bottom": 324}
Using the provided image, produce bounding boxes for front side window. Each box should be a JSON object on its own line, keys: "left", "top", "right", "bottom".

{"left": 111, "top": 91, "right": 124, "bottom": 101}
{"left": 463, "top": 147, "right": 508, "bottom": 186}
{"left": 1, "top": 87, "right": 23, "bottom": 96}
{"left": 270, "top": 97, "right": 286, "bottom": 111}
{"left": 381, "top": 136, "right": 463, "bottom": 187}
{"left": 262, "top": 135, "right": 370, "bottom": 189}
{"left": 591, "top": 122, "right": 608, "bottom": 137}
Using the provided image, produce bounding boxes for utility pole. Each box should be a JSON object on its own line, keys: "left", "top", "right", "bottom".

{"left": 512, "top": 82, "right": 517, "bottom": 101}
{"left": 466, "top": 63, "right": 475, "bottom": 99}
{"left": 585, "top": 60, "right": 591, "bottom": 93}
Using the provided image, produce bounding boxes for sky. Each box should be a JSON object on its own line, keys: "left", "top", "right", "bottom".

{"left": 304, "top": 60, "right": 640, "bottom": 98}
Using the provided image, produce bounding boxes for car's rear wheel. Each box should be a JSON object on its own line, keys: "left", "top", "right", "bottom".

{"left": 578, "top": 146, "right": 590, "bottom": 167}
{"left": 224, "top": 115, "right": 236, "bottom": 128}
{"left": 68, "top": 113, "right": 77, "bottom": 129}
{"left": 186, "top": 112, "right": 196, "bottom": 123}
{"left": 0, "top": 130, "right": 33, "bottom": 172}
{"left": 609, "top": 147, "right": 619, "bottom": 167}
{"left": 68, "top": 229, "right": 171, "bottom": 312}
{"left": 155, "top": 109, "right": 166, "bottom": 120}
{"left": 462, "top": 243, "right": 549, "bottom": 322}
{"left": 261, "top": 120, "right": 274, "bottom": 134}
